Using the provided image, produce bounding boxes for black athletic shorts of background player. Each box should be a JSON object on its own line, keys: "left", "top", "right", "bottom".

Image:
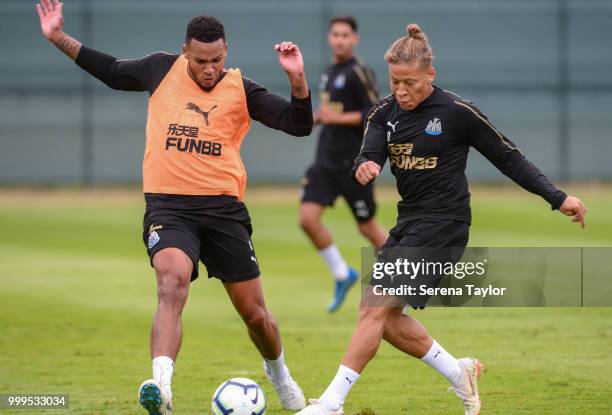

{"left": 302, "top": 164, "right": 376, "bottom": 222}
{"left": 366, "top": 218, "right": 469, "bottom": 309}
{"left": 143, "top": 194, "right": 260, "bottom": 282}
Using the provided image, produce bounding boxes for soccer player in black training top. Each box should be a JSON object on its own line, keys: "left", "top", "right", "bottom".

{"left": 36, "top": 1, "right": 312, "bottom": 413}
{"left": 299, "top": 16, "right": 387, "bottom": 313}
{"left": 297, "top": 24, "right": 587, "bottom": 415}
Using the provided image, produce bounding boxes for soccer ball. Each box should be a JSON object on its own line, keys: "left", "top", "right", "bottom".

{"left": 211, "top": 377, "right": 266, "bottom": 415}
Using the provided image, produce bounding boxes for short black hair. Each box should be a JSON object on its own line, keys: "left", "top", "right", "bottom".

{"left": 329, "top": 15, "right": 358, "bottom": 33}
{"left": 186, "top": 15, "right": 225, "bottom": 43}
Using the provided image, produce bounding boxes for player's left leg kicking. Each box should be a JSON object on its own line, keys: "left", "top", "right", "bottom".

{"left": 297, "top": 227, "right": 482, "bottom": 415}
{"left": 225, "top": 277, "right": 305, "bottom": 409}
{"left": 201, "top": 213, "right": 306, "bottom": 410}
{"left": 296, "top": 292, "right": 482, "bottom": 415}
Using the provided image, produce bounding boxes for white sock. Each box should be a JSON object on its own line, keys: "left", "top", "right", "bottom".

{"left": 319, "top": 364, "right": 360, "bottom": 409}
{"left": 152, "top": 356, "right": 175, "bottom": 389}
{"left": 319, "top": 244, "right": 349, "bottom": 281}
{"left": 264, "top": 350, "right": 290, "bottom": 385}
{"left": 420, "top": 340, "right": 463, "bottom": 388}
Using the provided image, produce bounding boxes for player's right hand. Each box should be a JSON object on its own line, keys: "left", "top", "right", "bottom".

{"left": 355, "top": 161, "right": 381, "bottom": 185}
{"left": 559, "top": 195, "right": 587, "bottom": 229}
{"left": 36, "top": 0, "right": 64, "bottom": 41}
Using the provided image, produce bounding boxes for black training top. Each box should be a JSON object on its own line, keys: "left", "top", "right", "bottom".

{"left": 352, "top": 86, "right": 567, "bottom": 224}
{"left": 75, "top": 46, "right": 313, "bottom": 137}
{"left": 315, "top": 56, "right": 379, "bottom": 169}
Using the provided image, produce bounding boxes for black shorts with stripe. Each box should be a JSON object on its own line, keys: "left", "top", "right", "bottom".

{"left": 142, "top": 194, "right": 260, "bottom": 282}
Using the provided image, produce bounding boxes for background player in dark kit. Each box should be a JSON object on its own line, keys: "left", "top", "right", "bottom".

{"left": 297, "top": 23, "right": 587, "bottom": 415}
{"left": 299, "top": 15, "right": 387, "bottom": 313}
{"left": 36, "top": 1, "right": 312, "bottom": 413}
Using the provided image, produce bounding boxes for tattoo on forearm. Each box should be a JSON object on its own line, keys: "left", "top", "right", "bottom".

{"left": 54, "top": 34, "right": 82, "bottom": 60}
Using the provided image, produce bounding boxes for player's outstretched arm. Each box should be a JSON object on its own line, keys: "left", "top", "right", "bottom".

{"left": 463, "top": 104, "right": 588, "bottom": 228}
{"left": 36, "top": 0, "right": 81, "bottom": 60}
{"left": 37, "top": 0, "right": 172, "bottom": 93}
{"left": 461, "top": 103, "right": 568, "bottom": 207}
{"left": 274, "top": 41, "right": 309, "bottom": 99}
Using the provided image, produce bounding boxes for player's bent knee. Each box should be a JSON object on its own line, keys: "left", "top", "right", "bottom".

{"left": 154, "top": 247, "right": 191, "bottom": 270}
{"left": 155, "top": 266, "right": 190, "bottom": 304}
{"left": 298, "top": 203, "right": 324, "bottom": 232}
{"left": 157, "top": 277, "right": 189, "bottom": 305}
{"left": 155, "top": 255, "right": 190, "bottom": 305}
{"left": 243, "top": 308, "right": 275, "bottom": 331}
{"left": 298, "top": 213, "right": 319, "bottom": 232}
{"left": 382, "top": 315, "right": 429, "bottom": 345}
{"left": 358, "top": 306, "right": 391, "bottom": 326}
{"left": 153, "top": 249, "right": 192, "bottom": 283}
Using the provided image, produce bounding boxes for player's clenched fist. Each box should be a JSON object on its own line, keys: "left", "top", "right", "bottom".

{"left": 355, "top": 161, "right": 381, "bottom": 185}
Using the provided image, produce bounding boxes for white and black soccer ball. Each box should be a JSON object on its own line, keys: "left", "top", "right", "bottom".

{"left": 211, "top": 377, "right": 266, "bottom": 415}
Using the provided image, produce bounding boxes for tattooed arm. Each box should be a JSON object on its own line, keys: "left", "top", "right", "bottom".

{"left": 36, "top": 0, "right": 82, "bottom": 60}
{"left": 51, "top": 33, "right": 82, "bottom": 61}
{"left": 35, "top": 0, "right": 175, "bottom": 94}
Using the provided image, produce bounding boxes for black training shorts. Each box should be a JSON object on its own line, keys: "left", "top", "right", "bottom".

{"left": 142, "top": 194, "right": 260, "bottom": 282}
{"left": 301, "top": 163, "right": 376, "bottom": 222}
{"left": 368, "top": 218, "right": 470, "bottom": 309}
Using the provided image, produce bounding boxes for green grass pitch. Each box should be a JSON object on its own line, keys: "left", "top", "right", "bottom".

{"left": 0, "top": 185, "right": 611, "bottom": 414}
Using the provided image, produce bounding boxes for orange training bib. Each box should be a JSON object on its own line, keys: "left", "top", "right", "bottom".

{"left": 143, "top": 57, "right": 250, "bottom": 199}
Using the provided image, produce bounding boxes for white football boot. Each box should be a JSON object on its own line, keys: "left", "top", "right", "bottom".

{"left": 138, "top": 379, "right": 172, "bottom": 415}
{"left": 262, "top": 361, "right": 306, "bottom": 410}
{"left": 452, "top": 357, "right": 484, "bottom": 415}
{"left": 294, "top": 399, "right": 344, "bottom": 415}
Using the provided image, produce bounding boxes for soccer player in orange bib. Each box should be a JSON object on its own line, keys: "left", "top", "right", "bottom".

{"left": 36, "top": 1, "right": 312, "bottom": 413}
